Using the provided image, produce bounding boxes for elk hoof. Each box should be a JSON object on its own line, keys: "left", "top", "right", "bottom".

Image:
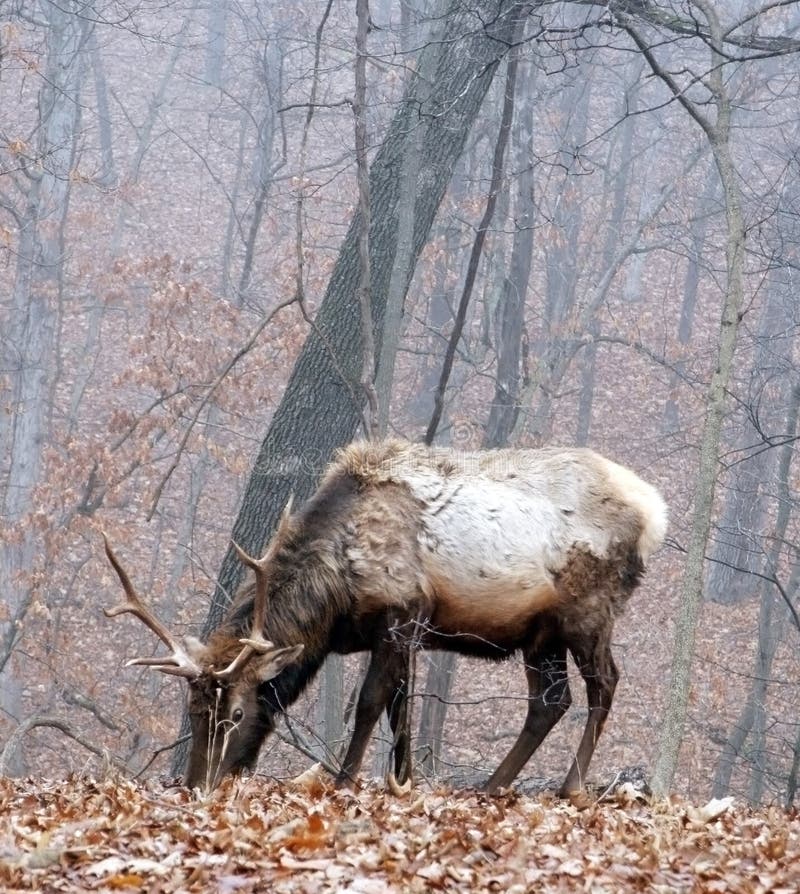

{"left": 386, "top": 772, "right": 412, "bottom": 796}
{"left": 560, "top": 788, "right": 594, "bottom": 810}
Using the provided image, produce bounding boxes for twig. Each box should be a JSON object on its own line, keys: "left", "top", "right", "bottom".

{"left": 0, "top": 715, "right": 127, "bottom": 777}
{"left": 147, "top": 296, "right": 297, "bottom": 519}
{"left": 134, "top": 734, "right": 192, "bottom": 779}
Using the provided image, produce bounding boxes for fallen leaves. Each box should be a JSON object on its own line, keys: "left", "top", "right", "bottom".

{"left": 685, "top": 795, "right": 734, "bottom": 825}
{"left": 0, "top": 775, "right": 799, "bottom": 892}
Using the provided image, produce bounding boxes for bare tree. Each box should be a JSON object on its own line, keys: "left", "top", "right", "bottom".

{"left": 0, "top": 1, "right": 89, "bottom": 773}
{"left": 170, "top": 0, "right": 531, "bottom": 775}
{"left": 621, "top": 1, "right": 773, "bottom": 797}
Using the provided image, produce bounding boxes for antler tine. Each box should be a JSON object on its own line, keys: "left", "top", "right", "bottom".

{"left": 211, "top": 642, "right": 270, "bottom": 683}
{"left": 102, "top": 532, "right": 201, "bottom": 679}
{"left": 103, "top": 533, "right": 176, "bottom": 647}
{"left": 231, "top": 541, "right": 271, "bottom": 647}
{"left": 233, "top": 496, "right": 294, "bottom": 639}
{"left": 221, "top": 497, "right": 295, "bottom": 680}
{"left": 277, "top": 494, "right": 294, "bottom": 534}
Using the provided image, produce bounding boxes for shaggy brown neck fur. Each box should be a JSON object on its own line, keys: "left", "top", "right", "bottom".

{"left": 206, "top": 468, "right": 361, "bottom": 709}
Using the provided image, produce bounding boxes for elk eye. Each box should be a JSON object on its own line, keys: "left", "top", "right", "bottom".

{"left": 231, "top": 708, "right": 244, "bottom": 723}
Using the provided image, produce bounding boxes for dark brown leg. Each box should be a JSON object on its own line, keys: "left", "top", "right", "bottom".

{"left": 386, "top": 675, "right": 411, "bottom": 782}
{"left": 559, "top": 632, "right": 618, "bottom": 797}
{"left": 485, "top": 637, "right": 571, "bottom": 794}
{"left": 336, "top": 641, "right": 408, "bottom": 786}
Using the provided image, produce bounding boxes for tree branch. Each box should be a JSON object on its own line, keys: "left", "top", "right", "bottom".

{"left": 147, "top": 296, "right": 297, "bottom": 520}
{"left": 597, "top": 0, "right": 800, "bottom": 55}
{"left": 0, "top": 716, "right": 127, "bottom": 777}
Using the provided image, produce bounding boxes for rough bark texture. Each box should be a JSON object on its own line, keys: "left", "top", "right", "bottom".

{"left": 170, "top": 0, "right": 529, "bottom": 774}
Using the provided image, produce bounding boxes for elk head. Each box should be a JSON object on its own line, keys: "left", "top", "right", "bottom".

{"left": 102, "top": 505, "right": 303, "bottom": 792}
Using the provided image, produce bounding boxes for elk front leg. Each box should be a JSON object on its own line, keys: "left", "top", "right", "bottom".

{"left": 485, "top": 637, "right": 571, "bottom": 794}
{"left": 386, "top": 673, "right": 411, "bottom": 784}
{"left": 336, "top": 644, "right": 407, "bottom": 787}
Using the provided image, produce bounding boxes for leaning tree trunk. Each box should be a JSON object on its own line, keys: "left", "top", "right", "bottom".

{"left": 172, "top": 0, "right": 531, "bottom": 775}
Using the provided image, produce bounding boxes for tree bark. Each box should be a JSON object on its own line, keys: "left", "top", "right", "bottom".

{"left": 641, "top": 3, "right": 749, "bottom": 797}
{"left": 172, "top": 0, "right": 530, "bottom": 775}
{"left": 0, "top": 2, "right": 87, "bottom": 775}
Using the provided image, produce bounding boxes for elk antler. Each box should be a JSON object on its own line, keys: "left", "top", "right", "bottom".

{"left": 102, "top": 533, "right": 202, "bottom": 679}
{"left": 214, "top": 498, "right": 295, "bottom": 681}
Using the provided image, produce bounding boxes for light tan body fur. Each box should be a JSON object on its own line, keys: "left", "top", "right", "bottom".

{"left": 106, "top": 438, "right": 667, "bottom": 796}
{"left": 336, "top": 441, "right": 666, "bottom": 646}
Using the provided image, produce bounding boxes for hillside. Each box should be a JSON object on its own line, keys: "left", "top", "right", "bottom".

{"left": 1, "top": 775, "right": 798, "bottom": 893}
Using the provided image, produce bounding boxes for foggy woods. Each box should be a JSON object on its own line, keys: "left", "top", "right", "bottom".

{"left": 1, "top": 0, "right": 800, "bottom": 818}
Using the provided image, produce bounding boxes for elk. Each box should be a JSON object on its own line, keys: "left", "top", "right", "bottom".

{"left": 104, "top": 438, "right": 667, "bottom": 796}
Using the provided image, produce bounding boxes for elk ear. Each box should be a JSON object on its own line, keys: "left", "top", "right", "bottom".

{"left": 182, "top": 636, "right": 209, "bottom": 664}
{"left": 252, "top": 644, "right": 304, "bottom": 683}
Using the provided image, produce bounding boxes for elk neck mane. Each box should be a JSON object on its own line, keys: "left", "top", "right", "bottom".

{"left": 205, "top": 466, "right": 363, "bottom": 708}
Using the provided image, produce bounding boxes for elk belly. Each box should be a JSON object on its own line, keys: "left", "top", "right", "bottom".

{"left": 418, "top": 480, "right": 565, "bottom": 645}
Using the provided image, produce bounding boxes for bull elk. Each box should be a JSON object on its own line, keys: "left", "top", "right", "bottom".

{"left": 103, "top": 438, "right": 667, "bottom": 796}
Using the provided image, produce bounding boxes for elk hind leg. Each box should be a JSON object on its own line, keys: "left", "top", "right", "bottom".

{"left": 559, "top": 629, "right": 618, "bottom": 797}
{"left": 485, "top": 636, "right": 571, "bottom": 794}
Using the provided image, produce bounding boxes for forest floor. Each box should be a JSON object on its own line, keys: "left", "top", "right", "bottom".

{"left": 1, "top": 774, "right": 798, "bottom": 893}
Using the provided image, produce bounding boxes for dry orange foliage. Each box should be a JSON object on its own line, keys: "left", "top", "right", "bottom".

{"left": 1, "top": 776, "right": 798, "bottom": 893}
